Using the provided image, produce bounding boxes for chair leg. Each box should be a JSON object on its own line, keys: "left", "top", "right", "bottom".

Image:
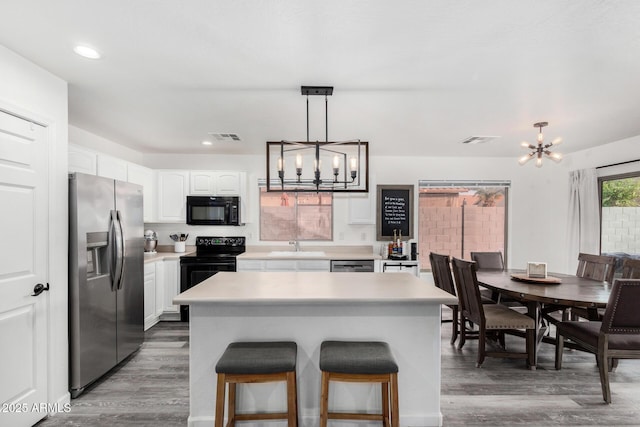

{"left": 609, "top": 358, "right": 619, "bottom": 372}
{"left": 381, "top": 382, "right": 389, "bottom": 427}
{"left": 286, "top": 371, "right": 298, "bottom": 427}
{"left": 476, "top": 329, "right": 486, "bottom": 368}
{"left": 227, "top": 382, "right": 236, "bottom": 427}
{"left": 451, "top": 306, "right": 459, "bottom": 345}
{"left": 390, "top": 373, "right": 399, "bottom": 427}
{"left": 320, "top": 371, "right": 329, "bottom": 427}
{"left": 215, "top": 374, "right": 226, "bottom": 427}
{"left": 597, "top": 354, "right": 612, "bottom": 404}
{"left": 458, "top": 315, "right": 467, "bottom": 350}
{"left": 555, "top": 332, "right": 564, "bottom": 370}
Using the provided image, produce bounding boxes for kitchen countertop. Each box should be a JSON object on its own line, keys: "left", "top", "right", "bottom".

{"left": 238, "top": 245, "right": 382, "bottom": 260}
{"left": 174, "top": 271, "right": 455, "bottom": 305}
{"left": 143, "top": 247, "right": 195, "bottom": 263}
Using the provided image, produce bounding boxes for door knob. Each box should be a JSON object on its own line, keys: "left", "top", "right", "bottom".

{"left": 32, "top": 283, "right": 50, "bottom": 296}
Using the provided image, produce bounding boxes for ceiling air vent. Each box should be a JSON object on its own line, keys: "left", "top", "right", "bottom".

{"left": 208, "top": 133, "right": 242, "bottom": 142}
{"left": 460, "top": 136, "right": 499, "bottom": 144}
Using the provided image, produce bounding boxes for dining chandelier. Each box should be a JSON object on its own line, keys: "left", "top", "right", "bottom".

{"left": 518, "top": 121, "right": 563, "bottom": 168}
{"left": 266, "top": 86, "right": 369, "bottom": 193}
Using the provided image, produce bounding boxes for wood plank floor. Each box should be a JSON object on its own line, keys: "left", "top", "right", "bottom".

{"left": 37, "top": 316, "right": 640, "bottom": 426}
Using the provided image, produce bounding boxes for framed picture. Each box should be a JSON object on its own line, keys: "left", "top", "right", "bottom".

{"left": 376, "top": 185, "right": 414, "bottom": 240}
{"left": 527, "top": 262, "right": 547, "bottom": 278}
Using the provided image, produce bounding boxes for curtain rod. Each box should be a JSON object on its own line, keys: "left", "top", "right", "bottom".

{"left": 596, "top": 159, "right": 640, "bottom": 169}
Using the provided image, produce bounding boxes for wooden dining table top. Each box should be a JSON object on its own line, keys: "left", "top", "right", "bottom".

{"left": 476, "top": 269, "right": 612, "bottom": 308}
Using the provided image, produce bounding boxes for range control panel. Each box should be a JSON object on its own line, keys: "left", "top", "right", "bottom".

{"left": 196, "top": 236, "right": 246, "bottom": 247}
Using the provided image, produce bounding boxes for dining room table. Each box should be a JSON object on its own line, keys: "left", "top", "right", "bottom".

{"left": 475, "top": 269, "right": 612, "bottom": 366}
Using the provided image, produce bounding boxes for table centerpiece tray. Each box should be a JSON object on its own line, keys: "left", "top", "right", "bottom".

{"left": 510, "top": 273, "right": 562, "bottom": 284}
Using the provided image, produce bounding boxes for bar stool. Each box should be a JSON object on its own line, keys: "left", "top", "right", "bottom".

{"left": 319, "top": 341, "right": 399, "bottom": 427}
{"left": 215, "top": 341, "right": 298, "bottom": 427}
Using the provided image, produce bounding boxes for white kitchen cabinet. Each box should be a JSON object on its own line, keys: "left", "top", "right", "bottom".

{"left": 189, "top": 170, "right": 243, "bottom": 195}
{"left": 97, "top": 153, "right": 128, "bottom": 181}
{"left": 160, "top": 258, "right": 180, "bottom": 320}
{"left": 127, "top": 163, "right": 155, "bottom": 222}
{"left": 144, "top": 263, "right": 159, "bottom": 331}
{"left": 236, "top": 259, "right": 265, "bottom": 271}
{"left": 237, "top": 258, "right": 330, "bottom": 272}
{"left": 68, "top": 144, "right": 97, "bottom": 175}
{"left": 157, "top": 170, "right": 190, "bottom": 222}
{"left": 347, "top": 174, "right": 375, "bottom": 224}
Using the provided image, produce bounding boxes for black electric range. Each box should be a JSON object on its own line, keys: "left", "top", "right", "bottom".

{"left": 179, "top": 236, "right": 246, "bottom": 321}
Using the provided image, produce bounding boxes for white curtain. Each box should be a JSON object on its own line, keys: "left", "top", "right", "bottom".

{"left": 567, "top": 168, "right": 600, "bottom": 270}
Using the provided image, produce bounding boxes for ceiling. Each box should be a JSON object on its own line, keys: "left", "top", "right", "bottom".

{"left": 1, "top": 1, "right": 640, "bottom": 158}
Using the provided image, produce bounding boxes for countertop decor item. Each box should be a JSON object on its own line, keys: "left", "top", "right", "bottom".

{"left": 266, "top": 86, "right": 369, "bottom": 193}
{"left": 518, "top": 121, "right": 563, "bottom": 168}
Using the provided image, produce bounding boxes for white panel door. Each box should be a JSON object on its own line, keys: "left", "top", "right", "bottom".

{"left": 0, "top": 111, "right": 48, "bottom": 427}
{"left": 213, "top": 171, "right": 241, "bottom": 195}
{"left": 156, "top": 170, "right": 189, "bottom": 222}
{"left": 189, "top": 171, "right": 216, "bottom": 195}
{"left": 127, "top": 163, "right": 155, "bottom": 222}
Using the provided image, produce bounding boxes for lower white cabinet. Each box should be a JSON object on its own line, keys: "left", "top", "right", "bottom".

{"left": 237, "top": 259, "right": 330, "bottom": 272}
{"left": 160, "top": 259, "right": 180, "bottom": 320}
{"left": 144, "top": 263, "right": 159, "bottom": 331}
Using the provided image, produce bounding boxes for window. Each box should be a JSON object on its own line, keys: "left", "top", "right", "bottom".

{"left": 418, "top": 180, "right": 509, "bottom": 270}
{"left": 599, "top": 172, "right": 640, "bottom": 262}
{"left": 259, "top": 188, "right": 332, "bottom": 241}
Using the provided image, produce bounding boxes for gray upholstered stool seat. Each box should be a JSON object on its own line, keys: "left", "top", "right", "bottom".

{"left": 319, "top": 340, "right": 399, "bottom": 427}
{"left": 216, "top": 341, "right": 297, "bottom": 374}
{"left": 215, "top": 341, "right": 298, "bottom": 427}
{"left": 319, "top": 341, "right": 398, "bottom": 374}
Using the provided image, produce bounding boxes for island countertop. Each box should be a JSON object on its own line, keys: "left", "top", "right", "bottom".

{"left": 173, "top": 271, "right": 457, "bottom": 305}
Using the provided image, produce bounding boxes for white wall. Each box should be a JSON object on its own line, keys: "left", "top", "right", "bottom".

{"left": 71, "top": 126, "right": 640, "bottom": 278}
{"left": 0, "top": 45, "right": 69, "bottom": 409}
{"left": 69, "top": 125, "right": 144, "bottom": 164}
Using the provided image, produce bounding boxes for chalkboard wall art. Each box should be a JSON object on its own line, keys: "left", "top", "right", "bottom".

{"left": 376, "top": 185, "right": 414, "bottom": 240}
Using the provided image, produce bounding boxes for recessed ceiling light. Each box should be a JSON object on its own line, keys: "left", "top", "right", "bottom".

{"left": 73, "top": 45, "right": 101, "bottom": 59}
{"left": 201, "top": 140, "right": 213, "bottom": 146}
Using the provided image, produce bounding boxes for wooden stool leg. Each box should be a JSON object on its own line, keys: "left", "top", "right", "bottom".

{"left": 390, "top": 373, "right": 399, "bottom": 427}
{"left": 286, "top": 371, "right": 298, "bottom": 427}
{"left": 382, "top": 381, "right": 390, "bottom": 427}
{"left": 320, "top": 371, "right": 330, "bottom": 427}
{"left": 227, "top": 383, "right": 236, "bottom": 427}
{"left": 215, "top": 374, "right": 226, "bottom": 427}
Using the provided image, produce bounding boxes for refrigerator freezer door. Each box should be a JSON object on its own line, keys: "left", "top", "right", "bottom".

{"left": 115, "top": 180, "right": 144, "bottom": 363}
{"left": 69, "top": 173, "right": 118, "bottom": 395}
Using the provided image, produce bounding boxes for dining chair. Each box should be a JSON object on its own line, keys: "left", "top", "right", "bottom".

{"left": 555, "top": 279, "right": 640, "bottom": 403}
{"left": 470, "top": 252, "right": 505, "bottom": 270}
{"left": 429, "top": 252, "right": 460, "bottom": 345}
{"left": 451, "top": 257, "right": 535, "bottom": 369}
{"left": 572, "top": 253, "right": 617, "bottom": 321}
{"left": 576, "top": 253, "right": 616, "bottom": 284}
{"left": 621, "top": 257, "right": 640, "bottom": 279}
{"left": 430, "top": 252, "right": 496, "bottom": 346}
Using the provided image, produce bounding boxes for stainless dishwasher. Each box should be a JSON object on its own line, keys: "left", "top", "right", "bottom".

{"left": 330, "top": 260, "right": 375, "bottom": 272}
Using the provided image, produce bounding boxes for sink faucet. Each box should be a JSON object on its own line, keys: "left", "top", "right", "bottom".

{"left": 289, "top": 240, "right": 300, "bottom": 252}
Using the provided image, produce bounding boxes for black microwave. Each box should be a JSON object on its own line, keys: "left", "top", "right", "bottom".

{"left": 186, "top": 196, "right": 241, "bottom": 226}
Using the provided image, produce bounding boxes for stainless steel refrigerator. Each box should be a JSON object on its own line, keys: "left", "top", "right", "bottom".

{"left": 69, "top": 172, "right": 144, "bottom": 398}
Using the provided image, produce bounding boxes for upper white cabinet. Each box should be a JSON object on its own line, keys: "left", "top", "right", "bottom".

{"left": 347, "top": 174, "right": 375, "bottom": 224}
{"left": 97, "top": 154, "right": 128, "bottom": 181}
{"left": 68, "top": 144, "right": 97, "bottom": 175}
{"left": 157, "top": 170, "right": 190, "bottom": 222}
{"left": 189, "top": 171, "right": 243, "bottom": 195}
{"left": 127, "top": 163, "right": 155, "bottom": 222}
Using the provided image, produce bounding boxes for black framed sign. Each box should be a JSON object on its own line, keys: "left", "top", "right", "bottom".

{"left": 376, "top": 185, "right": 414, "bottom": 240}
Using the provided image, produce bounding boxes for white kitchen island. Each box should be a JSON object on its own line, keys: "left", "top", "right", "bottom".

{"left": 173, "top": 271, "right": 457, "bottom": 427}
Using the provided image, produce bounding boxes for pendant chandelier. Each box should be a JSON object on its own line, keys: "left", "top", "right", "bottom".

{"left": 518, "top": 121, "right": 563, "bottom": 168}
{"left": 266, "top": 86, "right": 369, "bottom": 192}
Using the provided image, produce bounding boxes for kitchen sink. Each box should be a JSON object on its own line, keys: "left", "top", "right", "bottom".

{"left": 268, "top": 251, "right": 326, "bottom": 257}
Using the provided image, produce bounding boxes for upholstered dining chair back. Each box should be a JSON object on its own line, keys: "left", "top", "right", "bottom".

{"left": 451, "top": 258, "right": 484, "bottom": 326}
{"left": 576, "top": 253, "right": 616, "bottom": 284}
{"left": 470, "top": 252, "right": 504, "bottom": 270}
{"left": 621, "top": 258, "right": 640, "bottom": 279}
{"left": 600, "top": 279, "right": 640, "bottom": 335}
{"left": 429, "top": 252, "right": 456, "bottom": 296}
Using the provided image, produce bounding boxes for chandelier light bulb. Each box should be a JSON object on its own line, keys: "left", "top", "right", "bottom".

{"left": 518, "top": 153, "right": 533, "bottom": 165}
{"left": 520, "top": 141, "right": 531, "bottom": 148}
{"left": 550, "top": 137, "right": 563, "bottom": 146}
{"left": 537, "top": 132, "right": 544, "bottom": 143}
{"left": 277, "top": 157, "right": 284, "bottom": 172}
{"left": 333, "top": 155, "right": 340, "bottom": 169}
{"left": 535, "top": 157, "right": 543, "bottom": 168}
